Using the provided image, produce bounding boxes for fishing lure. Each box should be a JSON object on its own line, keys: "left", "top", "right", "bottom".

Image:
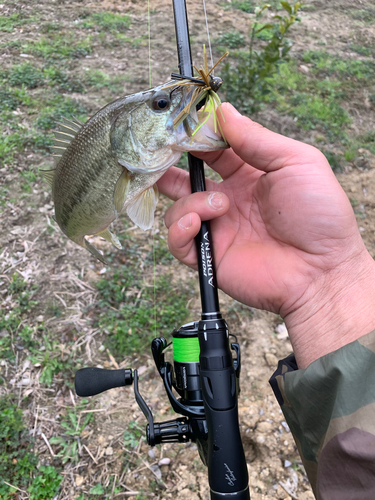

{"left": 163, "top": 45, "right": 229, "bottom": 142}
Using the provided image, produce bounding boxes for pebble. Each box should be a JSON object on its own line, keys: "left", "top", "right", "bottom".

{"left": 276, "top": 323, "right": 289, "bottom": 340}
{"left": 105, "top": 446, "right": 113, "bottom": 456}
{"left": 75, "top": 475, "right": 84, "bottom": 487}
{"left": 257, "top": 421, "right": 272, "bottom": 433}
{"left": 158, "top": 457, "right": 171, "bottom": 466}
{"left": 264, "top": 352, "right": 278, "bottom": 367}
{"left": 150, "top": 464, "right": 162, "bottom": 479}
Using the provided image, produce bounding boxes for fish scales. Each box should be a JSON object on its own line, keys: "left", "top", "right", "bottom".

{"left": 43, "top": 82, "right": 227, "bottom": 263}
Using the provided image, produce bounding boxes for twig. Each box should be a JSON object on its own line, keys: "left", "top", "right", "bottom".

{"left": 83, "top": 444, "right": 98, "bottom": 464}
{"left": 41, "top": 432, "right": 56, "bottom": 458}
{"left": 106, "top": 349, "right": 119, "bottom": 369}
{"left": 2, "top": 481, "right": 27, "bottom": 494}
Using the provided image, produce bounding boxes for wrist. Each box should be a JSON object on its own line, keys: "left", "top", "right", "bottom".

{"left": 284, "top": 247, "right": 375, "bottom": 369}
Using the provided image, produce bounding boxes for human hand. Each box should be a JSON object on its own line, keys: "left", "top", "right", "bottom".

{"left": 158, "top": 103, "right": 375, "bottom": 367}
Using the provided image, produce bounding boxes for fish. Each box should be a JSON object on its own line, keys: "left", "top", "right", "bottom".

{"left": 41, "top": 81, "right": 227, "bottom": 263}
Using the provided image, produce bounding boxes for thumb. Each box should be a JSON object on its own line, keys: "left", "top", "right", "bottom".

{"left": 219, "top": 102, "right": 326, "bottom": 172}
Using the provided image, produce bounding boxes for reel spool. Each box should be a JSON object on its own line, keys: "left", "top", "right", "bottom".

{"left": 172, "top": 327, "right": 202, "bottom": 404}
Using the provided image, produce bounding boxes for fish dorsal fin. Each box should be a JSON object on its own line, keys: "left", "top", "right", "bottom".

{"left": 52, "top": 117, "right": 84, "bottom": 163}
{"left": 54, "top": 117, "right": 82, "bottom": 140}
{"left": 40, "top": 168, "right": 56, "bottom": 188}
{"left": 96, "top": 228, "right": 122, "bottom": 249}
{"left": 72, "top": 116, "right": 84, "bottom": 127}
{"left": 113, "top": 169, "right": 131, "bottom": 218}
{"left": 126, "top": 184, "right": 159, "bottom": 230}
{"left": 60, "top": 116, "right": 83, "bottom": 133}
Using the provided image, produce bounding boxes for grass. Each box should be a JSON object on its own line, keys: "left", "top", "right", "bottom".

{"left": 49, "top": 402, "right": 93, "bottom": 463}
{"left": 268, "top": 58, "right": 349, "bottom": 137}
{"left": 345, "top": 8, "right": 375, "bottom": 23}
{"left": 216, "top": 31, "right": 246, "bottom": 49}
{"left": 0, "top": 396, "right": 63, "bottom": 499}
{"left": 96, "top": 268, "right": 193, "bottom": 358}
{"left": 80, "top": 11, "right": 132, "bottom": 32}
{"left": 0, "top": 275, "right": 81, "bottom": 389}
{"left": 21, "top": 35, "right": 93, "bottom": 60}
{"left": 0, "top": 12, "right": 31, "bottom": 32}
{"left": 0, "top": 61, "right": 89, "bottom": 165}
{"left": 230, "top": 0, "right": 254, "bottom": 13}
{"left": 266, "top": 50, "right": 375, "bottom": 167}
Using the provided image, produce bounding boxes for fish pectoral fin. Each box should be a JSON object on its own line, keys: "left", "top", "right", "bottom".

{"left": 126, "top": 184, "right": 159, "bottom": 231}
{"left": 40, "top": 168, "right": 56, "bottom": 188}
{"left": 83, "top": 238, "right": 110, "bottom": 265}
{"left": 113, "top": 169, "right": 131, "bottom": 218}
{"left": 96, "top": 228, "right": 122, "bottom": 250}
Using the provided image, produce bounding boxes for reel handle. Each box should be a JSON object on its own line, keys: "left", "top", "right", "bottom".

{"left": 75, "top": 367, "right": 133, "bottom": 397}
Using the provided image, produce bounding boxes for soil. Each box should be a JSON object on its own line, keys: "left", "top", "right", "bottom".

{"left": 1, "top": 0, "right": 375, "bottom": 499}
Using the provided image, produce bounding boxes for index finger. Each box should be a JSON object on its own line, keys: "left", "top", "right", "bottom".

{"left": 157, "top": 166, "right": 218, "bottom": 201}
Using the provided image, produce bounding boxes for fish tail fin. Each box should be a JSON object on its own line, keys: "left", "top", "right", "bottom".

{"left": 83, "top": 238, "right": 110, "bottom": 265}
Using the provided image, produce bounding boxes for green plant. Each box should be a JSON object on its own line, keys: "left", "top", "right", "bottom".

{"left": 96, "top": 269, "right": 192, "bottom": 357}
{"left": 89, "top": 483, "right": 105, "bottom": 495}
{"left": 223, "top": 0, "right": 303, "bottom": 114}
{"left": 123, "top": 421, "right": 144, "bottom": 449}
{"left": 216, "top": 31, "right": 245, "bottom": 49}
{"left": 28, "top": 466, "right": 63, "bottom": 500}
{"left": 8, "top": 63, "right": 44, "bottom": 88}
{"left": 50, "top": 403, "right": 93, "bottom": 463}
{"left": 231, "top": 0, "right": 254, "bottom": 13}
{"left": 0, "top": 13, "right": 26, "bottom": 32}
{"left": 29, "top": 334, "right": 78, "bottom": 386}
{"left": 82, "top": 11, "right": 132, "bottom": 32}
{"left": 0, "top": 396, "right": 62, "bottom": 499}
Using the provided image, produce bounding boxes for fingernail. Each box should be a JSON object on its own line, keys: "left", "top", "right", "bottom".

{"left": 178, "top": 214, "right": 192, "bottom": 230}
{"left": 208, "top": 192, "right": 223, "bottom": 210}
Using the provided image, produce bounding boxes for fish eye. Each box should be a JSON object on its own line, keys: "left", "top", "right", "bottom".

{"left": 152, "top": 92, "right": 171, "bottom": 112}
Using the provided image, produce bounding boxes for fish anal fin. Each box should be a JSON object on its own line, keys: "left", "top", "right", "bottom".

{"left": 126, "top": 184, "right": 159, "bottom": 230}
{"left": 96, "top": 228, "right": 122, "bottom": 249}
{"left": 84, "top": 238, "right": 110, "bottom": 265}
{"left": 113, "top": 169, "right": 130, "bottom": 218}
{"left": 40, "top": 168, "right": 56, "bottom": 188}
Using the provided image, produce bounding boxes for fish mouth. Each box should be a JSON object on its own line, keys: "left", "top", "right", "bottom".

{"left": 173, "top": 100, "right": 228, "bottom": 152}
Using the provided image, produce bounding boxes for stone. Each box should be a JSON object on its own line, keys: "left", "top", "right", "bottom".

{"left": 158, "top": 457, "right": 171, "bottom": 466}
{"left": 75, "top": 475, "right": 84, "bottom": 487}
{"left": 264, "top": 352, "right": 279, "bottom": 367}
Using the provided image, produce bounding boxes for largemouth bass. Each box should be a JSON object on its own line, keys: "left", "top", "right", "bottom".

{"left": 42, "top": 81, "right": 227, "bottom": 263}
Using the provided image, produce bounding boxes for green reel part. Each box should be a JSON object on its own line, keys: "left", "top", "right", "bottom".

{"left": 172, "top": 336, "right": 200, "bottom": 363}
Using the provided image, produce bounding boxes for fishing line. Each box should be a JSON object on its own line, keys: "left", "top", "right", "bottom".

{"left": 202, "top": 0, "right": 214, "bottom": 73}
{"left": 147, "top": 0, "right": 157, "bottom": 338}
{"left": 147, "top": 0, "right": 152, "bottom": 88}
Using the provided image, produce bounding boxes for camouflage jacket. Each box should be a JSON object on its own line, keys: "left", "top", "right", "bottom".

{"left": 269, "top": 329, "right": 375, "bottom": 500}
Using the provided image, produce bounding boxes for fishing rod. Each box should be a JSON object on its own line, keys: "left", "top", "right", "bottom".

{"left": 74, "top": 1, "right": 250, "bottom": 498}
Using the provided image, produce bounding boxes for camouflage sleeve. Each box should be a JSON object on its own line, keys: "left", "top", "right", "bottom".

{"left": 269, "top": 329, "right": 375, "bottom": 500}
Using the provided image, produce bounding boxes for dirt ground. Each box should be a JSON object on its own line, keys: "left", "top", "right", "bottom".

{"left": 1, "top": 0, "right": 375, "bottom": 499}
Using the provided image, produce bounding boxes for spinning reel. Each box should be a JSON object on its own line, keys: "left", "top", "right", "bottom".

{"left": 75, "top": 318, "right": 242, "bottom": 471}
